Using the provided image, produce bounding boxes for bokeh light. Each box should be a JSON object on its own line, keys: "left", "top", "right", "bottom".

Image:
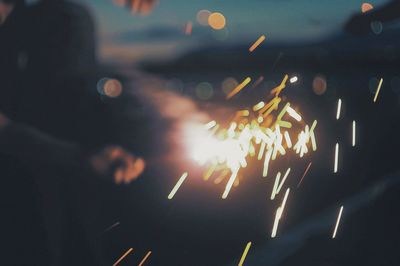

{"left": 166, "top": 78, "right": 184, "bottom": 94}
{"left": 361, "top": 3, "right": 374, "bottom": 13}
{"left": 222, "top": 77, "right": 239, "bottom": 95}
{"left": 370, "top": 21, "right": 383, "bottom": 35}
{"left": 197, "top": 9, "right": 211, "bottom": 26}
{"left": 208, "top": 12, "right": 226, "bottom": 30}
{"left": 97, "top": 78, "right": 123, "bottom": 98}
{"left": 195, "top": 82, "right": 214, "bottom": 100}
{"left": 312, "top": 75, "right": 327, "bottom": 95}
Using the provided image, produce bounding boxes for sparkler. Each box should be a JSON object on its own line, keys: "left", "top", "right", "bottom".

{"left": 332, "top": 206, "right": 344, "bottom": 238}
{"left": 373, "top": 78, "right": 383, "bottom": 103}
{"left": 182, "top": 75, "right": 318, "bottom": 200}
{"left": 113, "top": 248, "right": 133, "bottom": 266}
{"left": 238, "top": 241, "right": 252, "bottom": 266}
{"left": 249, "top": 35, "right": 266, "bottom": 52}
{"left": 168, "top": 172, "right": 188, "bottom": 199}
{"left": 138, "top": 251, "right": 152, "bottom": 266}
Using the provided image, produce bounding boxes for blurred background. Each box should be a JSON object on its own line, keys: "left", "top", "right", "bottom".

{"left": 1, "top": 0, "right": 400, "bottom": 265}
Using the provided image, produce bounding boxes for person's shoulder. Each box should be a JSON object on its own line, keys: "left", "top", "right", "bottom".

{"left": 27, "top": 0, "right": 92, "bottom": 19}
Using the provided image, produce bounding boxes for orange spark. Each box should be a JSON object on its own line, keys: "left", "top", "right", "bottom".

{"left": 113, "top": 248, "right": 133, "bottom": 266}
{"left": 226, "top": 77, "right": 251, "bottom": 99}
{"left": 138, "top": 251, "right": 152, "bottom": 266}
{"left": 249, "top": 35, "right": 266, "bottom": 52}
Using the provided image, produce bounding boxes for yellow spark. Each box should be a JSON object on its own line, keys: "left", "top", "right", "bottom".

{"left": 287, "top": 106, "right": 302, "bottom": 122}
{"left": 214, "top": 169, "right": 229, "bottom": 184}
{"left": 284, "top": 131, "right": 292, "bottom": 148}
{"left": 222, "top": 169, "right": 239, "bottom": 199}
{"left": 238, "top": 242, "right": 252, "bottom": 266}
{"left": 203, "top": 164, "right": 217, "bottom": 181}
{"left": 205, "top": 120, "right": 217, "bottom": 130}
{"left": 258, "top": 141, "right": 266, "bottom": 160}
{"left": 262, "top": 149, "right": 272, "bottom": 177}
{"left": 138, "top": 251, "right": 152, "bottom": 266}
{"left": 373, "top": 78, "right": 383, "bottom": 102}
{"left": 277, "top": 168, "right": 291, "bottom": 193}
{"left": 336, "top": 98, "right": 342, "bottom": 120}
{"left": 271, "top": 188, "right": 290, "bottom": 238}
{"left": 310, "top": 120, "right": 318, "bottom": 132}
{"left": 167, "top": 172, "right": 188, "bottom": 199}
{"left": 332, "top": 206, "right": 344, "bottom": 239}
{"left": 260, "top": 97, "right": 281, "bottom": 117}
{"left": 271, "top": 172, "right": 281, "bottom": 200}
{"left": 271, "top": 75, "right": 289, "bottom": 97}
{"left": 276, "top": 102, "right": 292, "bottom": 129}
{"left": 352, "top": 120, "right": 356, "bottom": 147}
{"left": 226, "top": 77, "right": 252, "bottom": 99}
{"left": 113, "top": 248, "right": 134, "bottom": 266}
{"left": 253, "top": 101, "right": 265, "bottom": 111}
{"left": 237, "top": 109, "right": 250, "bottom": 117}
{"left": 334, "top": 143, "right": 339, "bottom": 173}
{"left": 249, "top": 35, "right": 266, "bottom": 52}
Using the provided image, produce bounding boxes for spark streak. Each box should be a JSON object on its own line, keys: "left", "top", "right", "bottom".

{"left": 332, "top": 206, "right": 344, "bottom": 239}
{"left": 334, "top": 143, "right": 339, "bottom": 173}
{"left": 352, "top": 120, "right": 356, "bottom": 147}
{"left": 168, "top": 172, "right": 188, "bottom": 199}
{"left": 226, "top": 77, "right": 251, "bottom": 99}
{"left": 249, "top": 35, "right": 266, "bottom": 52}
{"left": 222, "top": 169, "right": 239, "bottom": 199}
{"left": 297, "top": 162, "right": 312, "bottom": 188}
{"left": 277, "top": 168, "right": 291, "bottom": 193}
{"left": 113, "top": 248, "right": 133, "bottom": 266}
{"left": 238, "top": 242, "right": 252, "bottom": 266}
{"left": 336, "top": 98, "right": 342, "bottom": 120}
{"left": 138, "top": 251, "right": 152, "bottom": 266}
{"left": 373, "top": 78, "right": 383, "bottom": 103}
{"left": 271, "top": 188, "right": 290, "bottom": 238}
{"left": 287, "top": 106, "right": 302, "bottom": 122}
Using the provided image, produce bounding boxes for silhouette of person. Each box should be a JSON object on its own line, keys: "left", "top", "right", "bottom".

{"left": 0, "top": 0, "right": 148, "bottom": 264}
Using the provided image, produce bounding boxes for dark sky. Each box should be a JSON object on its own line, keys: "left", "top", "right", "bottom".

{"left": 80, "top": 0, "right": 389, "bottom": 63}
